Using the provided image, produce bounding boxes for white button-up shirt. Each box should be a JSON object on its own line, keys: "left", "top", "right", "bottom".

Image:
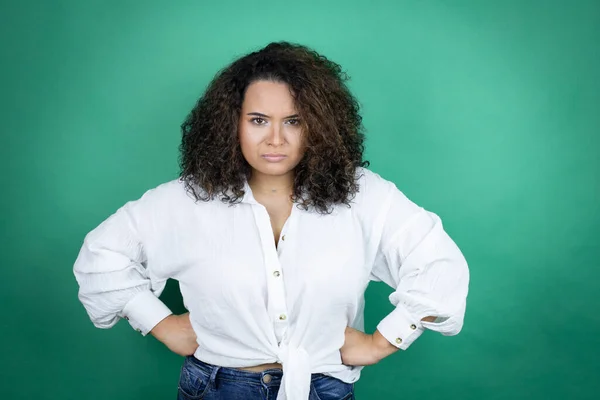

{"left": 73, "top": 168, "right": 469, "bottom": 399}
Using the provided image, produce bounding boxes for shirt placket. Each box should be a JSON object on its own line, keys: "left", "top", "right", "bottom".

{"left": 252, "top": 204, "right": 292, "bottom": 345}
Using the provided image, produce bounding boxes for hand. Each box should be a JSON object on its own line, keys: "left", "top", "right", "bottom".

{"left": 339, "top": 327, "right": 399, "bottom": 366}
{"left": 150, "top": 313, "right": 198, "bottom": 356}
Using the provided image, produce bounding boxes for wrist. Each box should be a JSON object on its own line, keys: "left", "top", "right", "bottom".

{"left": 149, "top": 314, "right": 175, "bottom": 341}
{"left": 371, "top": 329, "right": 399, "bottom": 362}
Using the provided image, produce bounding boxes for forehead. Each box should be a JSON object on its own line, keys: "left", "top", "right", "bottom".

{"left": 242, "top": 80, "right": 296, "bottom": 113}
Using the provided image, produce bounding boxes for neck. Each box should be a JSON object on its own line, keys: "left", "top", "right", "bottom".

{"left": 249, "top": 170, "right": 294, "bottom": 196}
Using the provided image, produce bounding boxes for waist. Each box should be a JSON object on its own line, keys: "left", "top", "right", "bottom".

{"left": 235, "top": 362, "right": 283, "bottom": 372}
{"left": 186, "top": 355, "right": 285, "bottom": 383}
{"left": 192, "top": 342, "right": 361, "bottom": 381}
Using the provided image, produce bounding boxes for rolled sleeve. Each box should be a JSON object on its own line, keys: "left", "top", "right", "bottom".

{"left": 371, "top": 184, "right": 470, "bottom": 350}
{"left": 376, "top": 304, "right": 426, "bottom": 350}
{"left": 121, "top": 290, "right": 173, "bottom": 335}
{"left": 73, "top": 191, "right": 172, "bottom": 336}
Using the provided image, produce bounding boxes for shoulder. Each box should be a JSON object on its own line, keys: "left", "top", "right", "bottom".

{"left": 136, "top": 178, "right": 188, "bottom": 202}
{"left": 348, "top": 167, "right": 397, "bottom": 218}
{"left": 352, "top": 167, "right": 420, "bottom": 217}
{"left": 125, "top": 178, "right": 203, "bottom": 212}
{"left": 354, "top": 167, "right": 398, "bottom": 201}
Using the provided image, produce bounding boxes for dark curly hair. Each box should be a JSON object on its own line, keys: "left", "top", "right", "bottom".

{"left": 179, "top": 41, "right": 369, "bottom": 214}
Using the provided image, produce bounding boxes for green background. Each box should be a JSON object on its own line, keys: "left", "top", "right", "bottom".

{"left": 1, "top": 0, "right": 598, "bottom": 399}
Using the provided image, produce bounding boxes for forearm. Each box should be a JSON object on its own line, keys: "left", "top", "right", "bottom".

{"left": 149, "top": 314, "right": 175, "bottom": 341}
{"left": 371, "top": 329, "right": 399, "bottom": 361}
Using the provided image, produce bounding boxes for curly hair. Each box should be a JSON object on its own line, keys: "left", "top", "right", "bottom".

{"left": 179, "top": 41, "right": 369, "bottom": 214}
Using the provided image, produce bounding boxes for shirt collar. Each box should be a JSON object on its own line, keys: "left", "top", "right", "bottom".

{"left": 240, "top": 180, "right": 260, "bottom": 205}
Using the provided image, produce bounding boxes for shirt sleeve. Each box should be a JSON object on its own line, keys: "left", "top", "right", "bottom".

{"left": 73, "top": 190, "right": 173, "bottom": 336}
{"left": 370, "top": 182, "right": 470, "bottom": 350}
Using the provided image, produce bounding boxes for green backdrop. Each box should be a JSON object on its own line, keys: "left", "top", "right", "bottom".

{"left": 1, "top": 1, "right": 598, "bottom": 399}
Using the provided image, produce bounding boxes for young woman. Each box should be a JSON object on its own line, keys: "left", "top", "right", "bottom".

{"left": 73, "top": 41, "right": 470, "bottom": 400}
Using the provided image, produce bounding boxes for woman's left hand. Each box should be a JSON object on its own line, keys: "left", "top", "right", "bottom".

{"left": 339, "top": 327, "right": 399, "bottom": 366}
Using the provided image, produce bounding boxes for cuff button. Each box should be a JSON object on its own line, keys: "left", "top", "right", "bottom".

{"left": 395, "top": 338, "right": 402, "bottom": 344}
{"left": 410, "top": 324, "right": 417, "bottom": 330}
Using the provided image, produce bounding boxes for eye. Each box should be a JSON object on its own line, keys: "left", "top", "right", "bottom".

{"left": 286, "top": 118, "right": 300, "bottom": 126}
{"left": 251, "top": 117, "right": 266, "bottom": 125}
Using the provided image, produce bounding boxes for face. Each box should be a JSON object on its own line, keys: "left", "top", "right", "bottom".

{"left": 238, "top": 80, "right": 305, "bottom": 181}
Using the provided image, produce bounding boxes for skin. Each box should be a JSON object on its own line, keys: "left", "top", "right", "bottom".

{"left": 238, "top": 80, "right": 305, "bottom": 247}
{"left": 150, "top": 80, "right": 436, "bottom": 367}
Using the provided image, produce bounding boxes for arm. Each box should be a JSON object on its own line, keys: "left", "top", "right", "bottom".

{"left": 341, "top": 174, "right": 469, "bottom": 366}
{"left": 371, "top": 186, "right": 470, "bottom": 354}
{"left": 370, "top": 316, "right": 437, "bottom": 361}
{"left": 341, "top": 317, "right": 438, "bottom": 366}
{"left": 73, "top": 194, "right": 173, "bottom": 335}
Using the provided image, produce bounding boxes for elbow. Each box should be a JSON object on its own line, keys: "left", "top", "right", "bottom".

{"left": 421, "top": 299, "right": 467, "bottom": 337}
{"left": 77, "top": 291, "right": 122, "bottom": 331}
{"left": 80, "top": 304, "right": 121, "bottom": 330}
{"left": 90, "top": 316, "right": 120, "bottom": 330}
{"left": 441, "top": 314, "right": 465, "bottom": 336}
{"left": 425, "top": 313, "right": 465, "bottom": 337}
{"left": 444, "top": 298, "right": 468, "bottom": 336}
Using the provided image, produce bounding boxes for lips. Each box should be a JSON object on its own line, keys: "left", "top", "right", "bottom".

{"left": 261, "top": 154, "right": 287, "bottom": 162}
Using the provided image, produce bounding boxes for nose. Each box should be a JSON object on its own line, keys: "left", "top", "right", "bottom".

{"left": 267, "top": 123, "right": 284, "bottom": 146}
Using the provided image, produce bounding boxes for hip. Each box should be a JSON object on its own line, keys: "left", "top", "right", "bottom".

{"left": 177, "top": 355, "right": 355, "bottom": 400}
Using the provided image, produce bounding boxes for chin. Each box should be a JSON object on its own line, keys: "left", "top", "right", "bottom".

{"left": 253, "top": 162, "right": 296, "bottom": 177}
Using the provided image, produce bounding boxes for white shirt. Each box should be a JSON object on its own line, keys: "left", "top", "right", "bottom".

{"left": 73, "top": 168, "right": 469, "bottom": 400}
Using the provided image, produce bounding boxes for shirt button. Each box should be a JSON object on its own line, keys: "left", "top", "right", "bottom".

{"left": 263, "top": 374, "right": 272, "bottom": 384}
{"left": 281, "top": 235, "right": 286, "bottom": 241}
{"left": 395, "top": 338, "right": 402, "bottom": 344}
{"left": 273, "top": 271, "right": 281, "bottom": 277}
{"left": 124, "top": 316, "right": 129, "bottom": 321}
{"left": 279, "top": 314, "right": 287, "bottom": 321}
{"left": 136, "top": 329, "right": 142, "bottom": 333}
{"left": 410, "top": 324, "right": 417, "bottom": 330}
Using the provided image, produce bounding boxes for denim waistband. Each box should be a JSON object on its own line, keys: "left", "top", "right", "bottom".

{"left": 188, "top": 355, "right": 282, "bottom": 384}
{"left": 185, "top": 355, "right": 332, "bottom": 387}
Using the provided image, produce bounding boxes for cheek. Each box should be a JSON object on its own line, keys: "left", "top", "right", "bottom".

{"left": 289, "top": 133, "right": 306, "bottom": 157}
{"left": 239, "top": 129, "right": 259, "bottom": 156}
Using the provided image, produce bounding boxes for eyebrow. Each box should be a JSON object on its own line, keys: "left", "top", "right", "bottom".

{"left": 247, "top": 112, "right": 299, "bottom": 119}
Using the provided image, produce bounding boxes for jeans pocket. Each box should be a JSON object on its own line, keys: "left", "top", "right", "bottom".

{"left": 311, "top": 374, "right": 354, "bottom": 400}
{"left": 178, "top": 356, "right": 211, "bottom": 399}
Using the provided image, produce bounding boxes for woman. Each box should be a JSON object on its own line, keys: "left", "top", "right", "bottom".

{"left": 73, "top": 41, "right": 469, "bottom": 400}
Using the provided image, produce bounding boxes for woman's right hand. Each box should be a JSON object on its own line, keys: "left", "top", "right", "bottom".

{"left": 150, "top": 313, "right": 199, "bottom": 356}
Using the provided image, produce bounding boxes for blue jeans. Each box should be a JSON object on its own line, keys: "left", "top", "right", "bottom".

{"left": 177, "top": 355, "right": 355, "bottom": 400}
